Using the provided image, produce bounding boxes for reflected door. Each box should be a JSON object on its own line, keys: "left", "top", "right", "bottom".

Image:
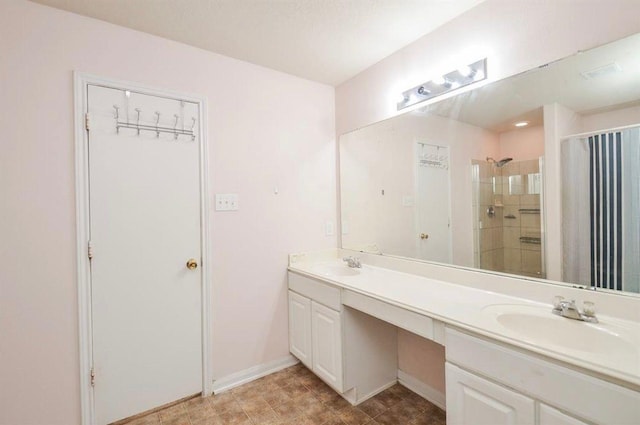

{"left": 416, "top": 143, "right": 452, "bottom": 262}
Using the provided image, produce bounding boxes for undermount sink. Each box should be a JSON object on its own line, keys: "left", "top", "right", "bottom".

{"left": 311, "top": 263, "right": 361, "bottom": 277}
{"left": 482, "top": 304, "right": 638, "bottom": 358}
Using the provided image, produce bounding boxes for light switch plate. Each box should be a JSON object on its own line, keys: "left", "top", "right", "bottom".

{"left": 325, "top": 220, "right": 335, "bottom": 236}
{"left": 215, "top": 194, "right": 239, "bottom": 211}
{"left": 402, "top": 195, "right": 414, "bottom": 207}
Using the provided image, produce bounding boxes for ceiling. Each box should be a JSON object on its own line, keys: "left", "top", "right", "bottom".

{"left": 30, "top": 0, "right": 483, "bottom": 86}
{"left": 418, "top": 32, "right": 640, "bottom": 133}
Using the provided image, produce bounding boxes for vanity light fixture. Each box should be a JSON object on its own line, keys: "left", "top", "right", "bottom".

{"left": 514, "top": 121, "right": 529, "bottom": 127}
{"left": 397, "top": 58, "right": 487, "bottom": 110}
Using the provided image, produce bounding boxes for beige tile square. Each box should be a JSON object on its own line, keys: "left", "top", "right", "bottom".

{"left": 272, "top": 399, "right": 304, "bottom": 421}
{"left": 372, "top": 389, "right": 403, "bottom": 409}
{"left": 522, "top": 250, "right": 542, "bottom": 274}
{"left": 520, "top": 159, "right": 539, "bottom": 175}
{"left": 520, "top": 194, "right": 540, "bottom": 206}
{"left": 480, "top": 251, "right": 494, "bottom": 271}
{"left": 338, "top": 406, "right": 371, "bottom": 425}
{"left": 217, "top": 409, "right": 252, "bottom": 425}
{"left": 357, "top": 396, "right": 388, "bottom": 418}
{"left": 187, "top": 404, "right": 216, "bottom": 422}
{"left": 504, "top": 248, "right": 522, "bottom": 273}
{"left": 263, "top": 388, "right": 292, "bottom": 408}
{"left": 521, "top": 213, "right": 541, "bottom": 229}
{"left": 503, "top": 193, "right": 520, "bottom": 206}
{"left": 160, "top": 413, "right": 190, "bottom": 425}
{"left": 502, "top": 161, "right": 520, "bottom": 176}
{"left": 503, "top": 226, "right": 521, "bottom": 249}
{"left": 158, "top": 404, "right": 186, "bottom": 422}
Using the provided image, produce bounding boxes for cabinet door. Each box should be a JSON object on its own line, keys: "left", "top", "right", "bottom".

{"left": 539, "top": 404, "right": 589, "bottom": 425}
{"left": 446, "top": 363, "right": 535, "bottom": 425}
{"left": 288, "top": 291, "right": 312, "bottom": 368}
{"left": 311, "top": 301, "right": 343, "bottom": 392}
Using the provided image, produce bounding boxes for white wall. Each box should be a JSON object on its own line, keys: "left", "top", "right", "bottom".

{"left": 336, "top": 0, "right": 640, "bottom": 398}
{"left": 499, "top": 125, "right": 545, "bottom": 161}
{"left": 581, "top": 104, "right": 640, "bottom": 133}
{"left": 0, "top": 1, "right": 335, "bottom": 424}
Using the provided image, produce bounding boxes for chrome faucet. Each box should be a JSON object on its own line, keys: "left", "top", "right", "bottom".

{"left": 343, "top": 256, "right": 362, "bottom": 268}
{"left": 552, "top": 297, "right": 598, "bottom": 323}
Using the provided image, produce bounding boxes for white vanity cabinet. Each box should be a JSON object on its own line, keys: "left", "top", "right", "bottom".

{"left": 445, "top": 328, "right": 640, "bottom": 425}
{"left": 446, "top": 363, "right": 535, "bottom": 425}
{"left": 537, "top": 404, "right": 589, "bottom": 425}
{"left": 287, "top": 272, "right": 345, "bottom": 392}
{"left": 311, "top": 301, "right": 343, "bottom": 390}
{"left": 288, "top": 291, "right": 313, "bottom": 369}
{"left": 288, "top": 271, "right": 398, "bottom": 401}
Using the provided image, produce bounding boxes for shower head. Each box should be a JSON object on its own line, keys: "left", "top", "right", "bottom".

{"left": 486, "top": 157, "right": 513, "bottom": 168}
{"left": 496, "top": 157, "right": 513, "bottom": 167}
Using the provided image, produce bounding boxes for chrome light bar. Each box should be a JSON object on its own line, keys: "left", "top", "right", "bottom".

{"left": 397, "top": 58, "right": 487, "bottom": 110}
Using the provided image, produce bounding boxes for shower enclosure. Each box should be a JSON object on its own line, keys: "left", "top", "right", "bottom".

{"left": 472, "top": 157, "right": 545, "bottom": 278}
{"left": 562, "top": 128, "right": 640, "bottom": 293}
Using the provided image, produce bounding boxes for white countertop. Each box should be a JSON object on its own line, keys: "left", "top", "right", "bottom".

{"left": 288, "top": 258, "right": 640, "bottom": 389}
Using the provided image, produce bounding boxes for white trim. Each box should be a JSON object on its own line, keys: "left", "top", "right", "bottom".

{"left": 212, "top": 355, "right": 299, "bottom": 394}
{"left": 561, "top": 122, "right": 640, "bottom": 140}
{"left": 73, "top": 72, "right": 212, "bottom": 425}
{"left": 397, "top": 370, "right": 446, "bottom": 411}
{"left": 342, "top": 380, "right": 397, "bottom": 405}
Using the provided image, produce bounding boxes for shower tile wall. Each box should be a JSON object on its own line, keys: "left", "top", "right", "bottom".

{"left": 473, "top": 159, "right": 544, "bottom": 278}
{"left": 501, "top": 159, "right": 544, "bottom": 278}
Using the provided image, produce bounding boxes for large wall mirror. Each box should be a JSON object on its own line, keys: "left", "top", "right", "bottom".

{"left": 340, "top": 32, "right": 640, "bottom": 296}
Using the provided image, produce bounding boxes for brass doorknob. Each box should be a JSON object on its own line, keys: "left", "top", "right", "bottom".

{"left": 186, "top": 259, "right": 198, "bottom": 270}
{"left": 420, "top": 233, "right": 429, "bottom": 240}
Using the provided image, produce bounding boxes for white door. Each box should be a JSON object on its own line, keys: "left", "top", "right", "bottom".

{"left": 311, "top": 301, "right": 343, "bottom": 392}
{"left": 288, "top": 291, "right": 313, "bottom": 368}
{"left": 88, "top": 85, "right": 203, "bottom": 424}
{"left": 446, "top": 363, "right": 535, "bottom": 425}
{"left": 416, "top": 143, "right": 452, "bottom": 262}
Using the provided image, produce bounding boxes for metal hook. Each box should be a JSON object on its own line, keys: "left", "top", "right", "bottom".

{"left": 189, "top": 117, "right": 196, "bottom": 141}
{"left": 113, "top": 105, "right": 120, "bottom": 134}
{"left": 135, "top": 108, "right": 141, "bottom": 135}
{"left": 173, "top": 114, "right": 179, "bottom": 140}
{"left": 154, "top": 111, "right": 161, "bottom": 138}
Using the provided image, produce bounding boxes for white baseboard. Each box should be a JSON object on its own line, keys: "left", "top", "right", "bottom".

{"left": 354, "top": 379, "right": 397, "bottom": 405}
{"left": 212, "top": 355, "right": 299, "bottom": 394}
{"left": 397, "top": 370, "right": 446, "bottom": 411}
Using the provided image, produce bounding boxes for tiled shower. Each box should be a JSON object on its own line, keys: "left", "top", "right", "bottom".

{"left": 472, "top": 158, "right": 545, "bottom": 278}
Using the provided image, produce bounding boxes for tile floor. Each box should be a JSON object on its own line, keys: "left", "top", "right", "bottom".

{"left": 121, "top": 363, "right": 446, "bottom": 425}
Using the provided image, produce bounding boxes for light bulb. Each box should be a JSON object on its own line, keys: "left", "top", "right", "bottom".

{"left": 432, "top": 76, "right": 446, "bottom": 85}
{"left": 458, "top": 65, "right": 473, "bottom": 77}
{"left": 417, "top": 86, "right": 430, "bottom": 96}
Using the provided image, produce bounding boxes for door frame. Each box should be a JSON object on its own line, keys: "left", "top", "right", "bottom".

{"left": 73, "top": 72, "right": 212, "bottom": 425}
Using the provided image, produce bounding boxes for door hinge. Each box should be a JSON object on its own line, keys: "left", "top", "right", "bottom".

{"left": 90, "top": 367, "right": 95, "bottom": 386}
{"left": 85, "top": 112, "right": 91, "bottom": 131}
{"left": 87, "top": 240, "right": 93, "bottom": 260}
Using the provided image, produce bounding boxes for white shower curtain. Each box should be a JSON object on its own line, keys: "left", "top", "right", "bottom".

{"left": 562, "top": 138, "right": 591, "bottom": 286}
{"left": 622, "top": 128, "right": 640, "bottom": 293}
{"left": 562, "top": 127, "right": 640, "bottom": 293}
